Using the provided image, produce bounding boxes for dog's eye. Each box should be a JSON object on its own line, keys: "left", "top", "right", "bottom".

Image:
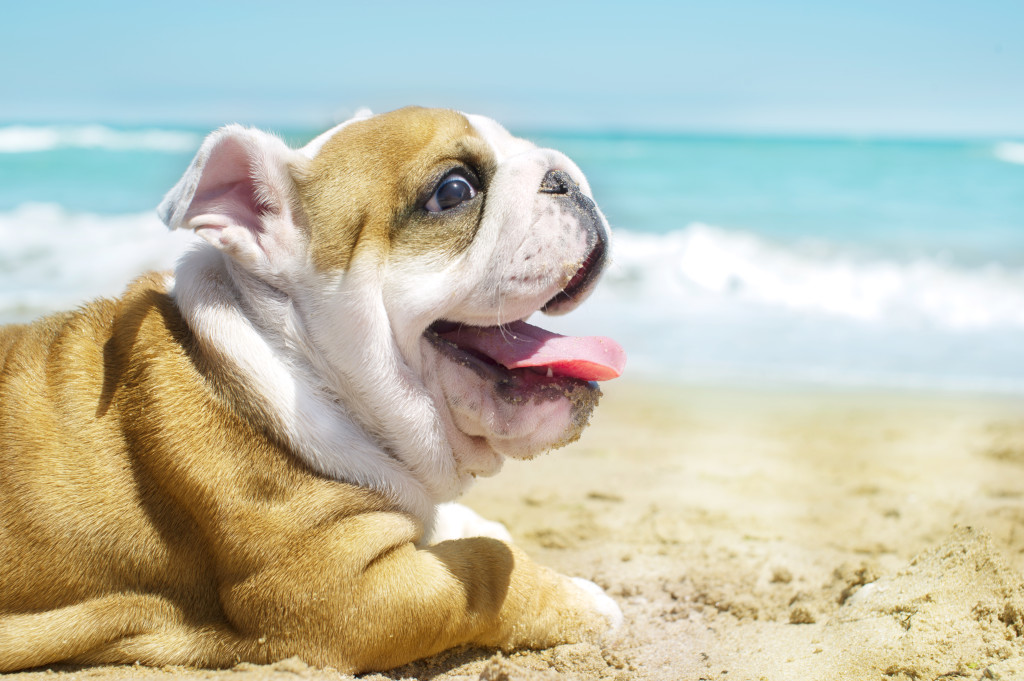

{"left": 425, "top": 172, "right": 477, "bottom": 212}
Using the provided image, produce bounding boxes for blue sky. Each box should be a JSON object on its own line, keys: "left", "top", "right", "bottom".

{"left": 3, "top": 0, "right": 1023, "bottom": 135}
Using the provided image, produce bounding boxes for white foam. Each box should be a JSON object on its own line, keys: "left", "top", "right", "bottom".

{"left": 605, "top": 224, "right": 1024, "bottom": 330}
{"left": 0, "top": 125, "right": 200, "bottom": 153}
{"left": 994, "top": 142, "right": 1024, "bottom": 166}
{"left": 0, "top": 203, "right": 195, "bottom": 322}
{"left": 2, "top": 208, "right": 1021, "bottom": 394}
{"left": 536, "top": 225, "right": 1024, "bottom": 394}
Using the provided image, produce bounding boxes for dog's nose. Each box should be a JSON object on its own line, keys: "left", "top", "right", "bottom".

{"left": 539, "top": 169, "right": 579, "bottom": 195}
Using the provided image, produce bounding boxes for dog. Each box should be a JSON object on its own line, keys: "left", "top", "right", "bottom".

{"left": 0, "top": 107, "right": 625, "bottom": 673}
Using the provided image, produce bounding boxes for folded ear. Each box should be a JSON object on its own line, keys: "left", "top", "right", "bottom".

{"left": 157, "top": 125, "right": 306, "bottom": 272}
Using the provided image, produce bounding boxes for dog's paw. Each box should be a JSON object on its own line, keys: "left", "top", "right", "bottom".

{"left": 429, "top": 502, "right": 513, "bottom": 544}
{"left": 571, "top": 577, "right": 623, "bottom": 632}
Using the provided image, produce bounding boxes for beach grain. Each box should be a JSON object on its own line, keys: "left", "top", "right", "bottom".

{"left": 12, "top": 380, "right": 1024, "bottom": 680}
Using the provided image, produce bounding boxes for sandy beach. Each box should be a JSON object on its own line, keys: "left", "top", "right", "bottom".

{"left": 12, "top": 379, "right": 1024, "bottom": 680}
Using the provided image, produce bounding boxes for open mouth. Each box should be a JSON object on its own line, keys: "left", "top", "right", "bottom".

{"left": 424, "top": 252, "right": 626, "bottom": 385}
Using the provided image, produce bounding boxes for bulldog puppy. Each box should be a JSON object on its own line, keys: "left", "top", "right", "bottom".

{"left": 0, "top": 107, "right": 625, "bottom": 673}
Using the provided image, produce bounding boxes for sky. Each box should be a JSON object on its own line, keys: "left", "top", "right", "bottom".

{"left": 3, "top": 0, "right": 1023, "bottom": 136}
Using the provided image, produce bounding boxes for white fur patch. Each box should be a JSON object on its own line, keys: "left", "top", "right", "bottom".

{"left": 170, "top": 248, "right": 435, "bottom": 525}
{"left": 571, "top": 578, "right": 624, "bottom": 632}
{"left": 429, "top": 502, "right": 513, "bottom": 544}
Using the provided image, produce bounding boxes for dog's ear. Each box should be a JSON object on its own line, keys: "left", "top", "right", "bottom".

{"left": 158, "top": 125, "right": 305, "bottom": 272}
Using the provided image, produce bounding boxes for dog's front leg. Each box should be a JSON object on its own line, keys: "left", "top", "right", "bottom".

{"left": 348, "top": 537, "right": 617, "bottom": 671}
{"left": 223, "top": 514, "right": 619, "bottom": 674}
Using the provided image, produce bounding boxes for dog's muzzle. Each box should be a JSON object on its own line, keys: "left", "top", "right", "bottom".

{"left": 539, "top": 169, "right": 609, "bottom": 312}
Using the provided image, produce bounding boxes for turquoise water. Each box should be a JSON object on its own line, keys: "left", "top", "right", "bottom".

{"left": 531, "top": 132, "right": 1024, "bottom": 265}
{"left": 3, "top": 129, "right": 1023, "bottom": 266}
{"left": 1, "top": 124, "right": 1022, "bottom": 392}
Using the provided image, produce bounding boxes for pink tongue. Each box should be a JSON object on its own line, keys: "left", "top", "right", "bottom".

{"left": 437, "top": 320, "right": 626, "bottom": 381}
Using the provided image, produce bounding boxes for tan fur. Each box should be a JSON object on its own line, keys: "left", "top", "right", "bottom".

{"left": 296, "top": 107, "right": 497, "bottom": 270}
{"left": 0, "top": 274, "right": 606, "bottom": 672}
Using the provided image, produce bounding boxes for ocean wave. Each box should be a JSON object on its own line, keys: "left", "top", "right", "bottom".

{"left": 0, "top": 203, "right": 194, "bottom": 321}
{"left": 606, "top": 224, "right": 1024, "bottom": 330}
{"left": 2, "top": 206, "right": 1021, "bottom": 392}
{"left": 3, "top": 206, "right": 1022, "bottom": 332}
{"left": 994, "top": 141, "right": 1024, "bottom": 166}
{"left": 0, "top": 125, "right": 200, "bottom": 153}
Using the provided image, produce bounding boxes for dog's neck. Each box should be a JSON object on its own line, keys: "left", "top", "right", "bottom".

{"left": 170, "top": 246, "right": 458, "bottom": 530}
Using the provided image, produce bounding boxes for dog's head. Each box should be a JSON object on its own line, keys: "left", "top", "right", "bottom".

{"left": 159, "top": 107, "right": 624, "bottom": 507}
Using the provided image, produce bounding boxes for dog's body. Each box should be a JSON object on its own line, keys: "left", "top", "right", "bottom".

{"left": 0, "top": 108, "right": 622, "bottom": 672}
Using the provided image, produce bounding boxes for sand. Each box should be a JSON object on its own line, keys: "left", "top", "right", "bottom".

{"left": 11, "top": 380, "right": 1024, "bottom": 680}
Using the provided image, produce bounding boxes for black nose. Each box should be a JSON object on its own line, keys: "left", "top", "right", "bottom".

{"left": 539, "top": 169, "right": 579, "bottom": 195}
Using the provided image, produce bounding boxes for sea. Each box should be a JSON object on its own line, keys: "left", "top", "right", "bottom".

{"left": 1, "top": 123, "right": 1022, "bottom": 394}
